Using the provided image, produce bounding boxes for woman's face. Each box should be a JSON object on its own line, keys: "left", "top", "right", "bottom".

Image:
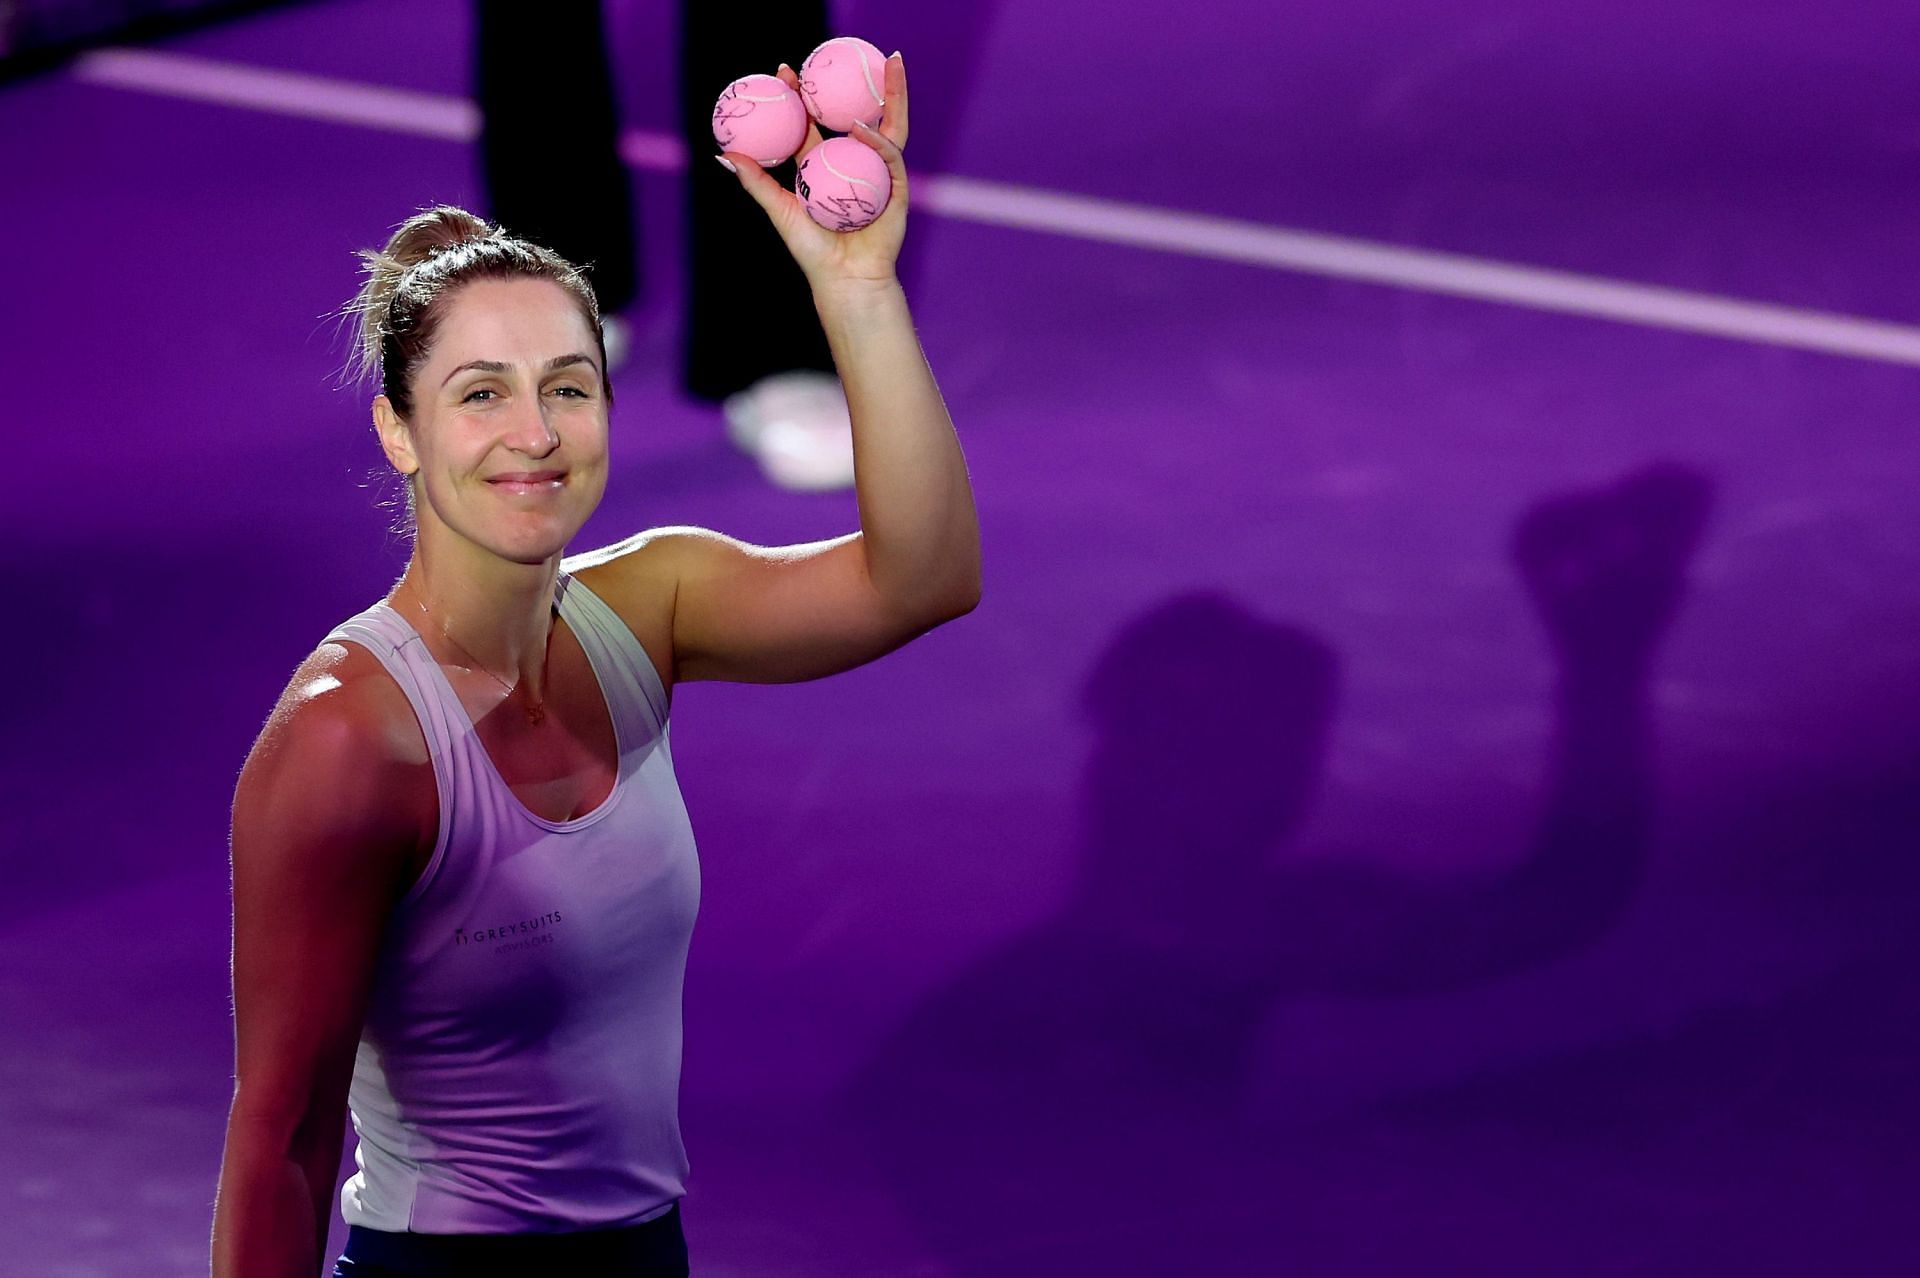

{"left": 379, "top": 276, "right": 610, "bottom": 566}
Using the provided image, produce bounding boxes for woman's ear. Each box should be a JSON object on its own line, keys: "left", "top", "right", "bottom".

{"left": 372, "top": 395, "right": 419, "bottom": 476}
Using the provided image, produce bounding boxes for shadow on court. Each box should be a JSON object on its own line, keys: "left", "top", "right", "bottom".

{"left": 831, "top": 462, "right": 1773, "bottom": 1274}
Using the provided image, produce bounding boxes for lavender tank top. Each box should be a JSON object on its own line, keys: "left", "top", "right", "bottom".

{"left": 320, "top": 567, "right": 700, "bottom": 1233}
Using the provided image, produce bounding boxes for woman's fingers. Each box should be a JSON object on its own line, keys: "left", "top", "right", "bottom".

{"left": 848, "top": 118, "right": 908, "bottom": 214}
{"left": 881, "top": 52, "right": 908, "bottom": 150}
{"left": 717, "top": 151, "right": 802, "bottom": 232}
{"left": 775, "top": 54, "right": 906, "bottom": 154}
{"left": 719, "top": 148, "right": 864, "bottom": 273}
{"left": 776, "top": 63, "right": 826, "bottom": 161}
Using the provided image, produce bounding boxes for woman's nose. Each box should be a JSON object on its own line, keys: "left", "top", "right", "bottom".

{"left": 504, "top": 392, "right": 560, "bottom": 453}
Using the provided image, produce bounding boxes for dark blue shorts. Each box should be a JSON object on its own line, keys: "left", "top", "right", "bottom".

{"left": 331, "top": 1200, "right": 689, "bottom": 1276}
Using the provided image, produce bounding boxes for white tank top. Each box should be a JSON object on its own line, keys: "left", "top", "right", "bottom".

{"left": 321, "top": 566, "right": 700, "bottom": 1233}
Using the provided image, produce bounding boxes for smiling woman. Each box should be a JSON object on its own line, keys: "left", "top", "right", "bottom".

{"left": 213, "top": 149, "right": 979, "bottom": 1274}
{"left": 346, "top": 208, "right": 614, "bottom": 532}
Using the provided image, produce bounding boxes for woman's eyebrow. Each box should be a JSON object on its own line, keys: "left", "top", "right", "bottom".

{"left": 442, "top": 359, "right": 509, "bottom": 386}
{"left": 441, "top": 353, "right": 597, "bottom": 387}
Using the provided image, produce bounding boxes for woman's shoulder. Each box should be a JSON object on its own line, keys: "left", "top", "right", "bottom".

{"left": 240, "top": 636, "right": 429, "bottom": 801}
{"left": 234, "top": 636, "right": 436, "bottom": 850}
{"left": 562, "top": 527, "right": 682, "bottom": 597}
{"left": 564, "top": 534, "right": 680, "bottom": 691}
{"left": 287, "top": 636, "right": 431, "bottom": 764}
{"left": 230, "top": 636, "right": 436, "bottom": 916}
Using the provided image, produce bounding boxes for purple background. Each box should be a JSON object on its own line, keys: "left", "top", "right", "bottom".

{"left": 4, "top": 0, "right": 1918, "bottom": 1272}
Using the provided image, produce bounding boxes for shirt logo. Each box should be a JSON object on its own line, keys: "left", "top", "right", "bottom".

{"left": 454, "top": 910, "right": 564, "bottom": 954}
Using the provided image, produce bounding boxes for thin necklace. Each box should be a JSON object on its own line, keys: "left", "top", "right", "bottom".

{"left": 400, "top": 575, "right": 549, "bottom": 726}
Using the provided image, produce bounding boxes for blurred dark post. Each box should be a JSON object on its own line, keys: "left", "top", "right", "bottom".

{"left": 677, "top": 0, "right": 835, "bottom": 401}
{"left": 475, "top": 0, "right": 640, "bottom": 315}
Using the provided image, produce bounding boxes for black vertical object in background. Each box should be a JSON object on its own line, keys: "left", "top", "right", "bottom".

{"left": 475, "top": 0, "right": 639, "bottom": 314}
{"left": 678, "top": 0, "right": 835, "bottom": 402}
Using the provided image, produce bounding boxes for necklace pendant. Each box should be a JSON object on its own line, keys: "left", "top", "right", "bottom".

{"left": 525, "top": 702, "right": 547, "bottom": 726}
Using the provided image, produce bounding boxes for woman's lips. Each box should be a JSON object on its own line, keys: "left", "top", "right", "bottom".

{"left": 487, "top": 470, "right": 566, "bottom": 495}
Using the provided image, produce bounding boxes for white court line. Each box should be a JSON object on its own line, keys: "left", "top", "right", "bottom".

{"left": 72, "top": 46, "right": 1920, "bottom": 368}
{"left": 76, "top": 47, "right": 480, "bottom": 139}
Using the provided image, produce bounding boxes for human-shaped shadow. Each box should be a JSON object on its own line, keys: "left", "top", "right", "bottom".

{"left": 833, "top": 461, "right": 1713, "bottom": 1275}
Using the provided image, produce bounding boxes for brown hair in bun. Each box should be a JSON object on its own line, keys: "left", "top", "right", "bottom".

{"left": 344, "top": 204, "right": 611, "bottom": 420}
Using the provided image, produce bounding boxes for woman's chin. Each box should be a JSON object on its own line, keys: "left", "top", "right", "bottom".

{"left": 468, "top": 521, "right": 585, "bottom": 566}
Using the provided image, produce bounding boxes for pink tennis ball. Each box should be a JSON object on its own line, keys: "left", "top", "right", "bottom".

{"left": 795, "top": 136, "right": 891, "bottom": 232}
{"left": 797, "top": 36, "right": 888, "bottom": 133}
{"left": 711, "top": 73, "right": 809, "bottom": 166}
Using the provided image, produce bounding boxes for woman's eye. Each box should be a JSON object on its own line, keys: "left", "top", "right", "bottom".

{"left": 462, "top": 385, "right": 588, "bottom": 402}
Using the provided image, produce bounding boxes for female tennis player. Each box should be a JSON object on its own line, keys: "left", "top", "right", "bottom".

{"left": 210, "top": 55, "right": 979, "bottom": 1277}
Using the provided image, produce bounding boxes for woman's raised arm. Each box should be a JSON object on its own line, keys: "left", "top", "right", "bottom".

{"left": 582, "top": 52, "right": 980, "bottom": 685}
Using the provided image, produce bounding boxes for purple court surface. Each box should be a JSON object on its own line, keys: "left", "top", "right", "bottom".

{"left": 5, "top": 0, "right": 1920, "bottom": 1273}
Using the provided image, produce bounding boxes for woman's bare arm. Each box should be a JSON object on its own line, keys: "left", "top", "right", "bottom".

{"left": 211, "top": 647, "right": 426, "bottom": 1277}
{"left": 622, "top": 52, "right": 978, "bottom": 685}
